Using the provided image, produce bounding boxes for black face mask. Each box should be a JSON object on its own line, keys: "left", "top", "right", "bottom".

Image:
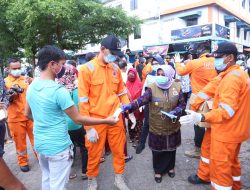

{"left": 56, "top": 66, "right": 66, "bottom": 79}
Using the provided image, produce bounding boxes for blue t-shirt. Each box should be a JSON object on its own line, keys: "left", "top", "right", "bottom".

{"left": 26, "top": 79, "right": 74, "bottom": 156}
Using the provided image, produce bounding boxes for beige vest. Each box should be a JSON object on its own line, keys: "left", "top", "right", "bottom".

{"left": 149, "top": 81, "right": 181, "bottom": 136}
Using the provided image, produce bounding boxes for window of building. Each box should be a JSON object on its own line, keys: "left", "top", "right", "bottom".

{"left": 186, "top": 18, "right": 198, "bottom": 26}
{"left": 244, "top": 30, "right": 247, "bottom": 40}
{"left": 130, "top": 0, "right": 138, "bottom": 10}
{"left": 242, "top": 0, "right": 246, "bottom": 8}
{"left": 225, "top": 21, "right": 230, "bottom": 27}
{"left": 237, "top": 27, "right": 240, "bottom": 38}
{"left": 134, "top": 27, "right": 141, "bottom": 39}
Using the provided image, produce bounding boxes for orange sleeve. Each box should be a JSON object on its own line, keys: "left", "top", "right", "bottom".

{"left": 191, "top": 76, "right": 220, "bottom": 111}
{"left": 176, "top": 60, "right": 194, "bottom": 76}
{"left": 78, "top": 65, "right": 91, "bottom": 117}
{"left": 117, "top": 69, "right": 130, "bottom": 104}
{"left": 204, "top": 74, "right": 242, "bottom": 123}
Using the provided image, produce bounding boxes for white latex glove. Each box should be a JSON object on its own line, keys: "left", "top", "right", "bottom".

{"left": 129, "top": 113, "right": 136, "bottom": 129}
{"left": 174, "top": 53, "right": 182, "bottom": 63}
{"left": 179, "top": 110, "right": 202, "bottom": 127}
{"left": 87, "top": 128, "right": 99, "bottom": 143}
{"left": 113, "top": 108, "right": 122, "bottom": 120}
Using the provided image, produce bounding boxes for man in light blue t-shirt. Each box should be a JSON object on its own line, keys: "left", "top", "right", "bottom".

{"left": 25, "top": 45, "right": 118, "bottom": 190}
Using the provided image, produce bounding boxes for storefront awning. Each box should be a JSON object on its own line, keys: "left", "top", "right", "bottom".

{"left": 179, "top": 11, "right": 202, "bottom": 20}
{"left": 224, "top": 15, "right": 240, "bottom": 23}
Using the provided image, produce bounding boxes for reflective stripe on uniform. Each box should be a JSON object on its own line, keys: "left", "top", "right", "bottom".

{"left": 201, "top": 156, "right": 210, "bottom": 164}
{"left": 219, "top": 103, "right": 235, "bottom": 117}
{"left": 228, "top": 71, "right": 241, "bottom": 77}
{"left": 117, "top": 89, "right": 127, "bottom": 97}
{"left": 79, "top": 97, "right": 89, "bottom": 103}
{"left": 211, "top": 181, "right": 232, "bottom": 190}
{"left": 86, "top": 62, "right": 94, "bottom": 72}
{"left": 197, "top": 92, "right": 209, "bottom": 100}
{"left": 232, "top": 176, "right": 241, "bottom": 181}
{"left": 17, "top": 150, "right": 27, "bottom": 156}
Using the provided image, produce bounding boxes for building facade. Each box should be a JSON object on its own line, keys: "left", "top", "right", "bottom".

{"left": 102, "top": 0, "right": 250, "bottom": 52}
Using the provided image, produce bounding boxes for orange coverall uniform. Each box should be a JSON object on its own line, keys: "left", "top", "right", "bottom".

{"left": 78, "top": 57, "right": 130, "bottom": 177}
{"left": 142, "top": 63, "right": 152, "bottom": 85}
{"left": 175, "top": 53, "right": 217, "bottom": 94}
{"left": 192, "top": 65, "right": 250, "bottom": 190}
{"left": 5, "top": 75, "right": 35, "bottom": 166}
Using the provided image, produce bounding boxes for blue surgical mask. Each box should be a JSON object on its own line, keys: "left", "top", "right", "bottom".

{"left": 104, "top": 54, "right": 117, "bottom": 63}
{"left": 10, "top": 69, "right": 22, "bottom": 77}
{"left": 156, "top": 76, "right": 169, "bottom": 85}
{"left": 214, "top": 58, "right": 227, "bottom": 71}
{"left": 152, "top": 65, "right": 158, "bottom": 71}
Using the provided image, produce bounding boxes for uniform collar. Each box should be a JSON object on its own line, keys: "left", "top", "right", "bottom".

{"left": 199, "top": 53, "right": 208, "bottom": 58}
{"left": 95, "top": 57, "right": 114, "bottom": 69}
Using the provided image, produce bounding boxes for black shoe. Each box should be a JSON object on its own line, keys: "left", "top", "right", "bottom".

{"left": 188, "top": 174, "right": 210, "bottom": 185}
{"left": 20, "top": 165, "right": 30, "bottom": 172}
{"left": 154, "top": 175, "right": 162, "bottom": 183}
{"left": 136, "top": 144, "right": 145, "bottom": 154}
{"left": 125, "top": 155, "right": 133, "bottom": 163}
{"left": 168, "top": 171, "right": 175, "bottom": 178}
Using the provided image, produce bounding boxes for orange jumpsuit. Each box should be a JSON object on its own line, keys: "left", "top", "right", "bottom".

{"left": 142, "top": 63, "right": 152, "bottom": 85}
{"left": 175, "top": 53, "right": 217, "bottom": 94}
{"left": 78, "top": 57, "right": 130, "bottom": 177}
{"left": 193, "top": 65, "right": 250, "bottom": 190}
{"left": 5, "top": 75, "right": 35, "bottom": 166}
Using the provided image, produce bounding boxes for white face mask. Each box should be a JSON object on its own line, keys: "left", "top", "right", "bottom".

{"left": 10, "top": 69, "right": 22, "bottom": 77}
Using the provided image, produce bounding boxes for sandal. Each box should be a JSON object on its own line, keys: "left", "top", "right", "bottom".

{"left": 69, "top": 173, "right": 77, "bottom": 180}
{"left": 154, "top": 174, "right": 162, "bottom": 183}
{"left": 100, "top": 157, "right": 106, "bottom": 163}
{"left": 125, "top": 155, "right": 133, "bottom": 163}
{"left": 81, "top": 173, "right": 88, "bottom": 180}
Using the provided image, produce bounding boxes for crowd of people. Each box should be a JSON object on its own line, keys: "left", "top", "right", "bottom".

{"left": 0, "top": 34, "right": 249, "bottom": 190}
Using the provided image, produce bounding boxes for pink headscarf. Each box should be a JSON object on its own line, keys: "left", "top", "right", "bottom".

{"left": 126, "top": 68, "right": 143, "bottom": 100}
{"left": 155, "top": 65, "right": 175, "bottom": 89}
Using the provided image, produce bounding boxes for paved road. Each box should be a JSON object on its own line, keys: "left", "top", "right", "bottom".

{"left": 3, "top": 125, "right": 250, "bottom": 190}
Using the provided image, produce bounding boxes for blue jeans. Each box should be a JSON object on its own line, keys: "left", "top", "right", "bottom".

{"left": 139, "top": 105, "right": 149, "bottom": 147}
{"left": 38, "top": 145, "right": 73, "bottom": 190}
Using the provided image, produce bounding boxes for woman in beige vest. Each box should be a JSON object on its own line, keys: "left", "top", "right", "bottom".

{"left": 122, "top": 65, "right": 186, "bottom": 183}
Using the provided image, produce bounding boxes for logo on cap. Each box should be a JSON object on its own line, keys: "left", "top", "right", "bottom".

{"left": 117, "top": 42, "right": 121, "bottom": 50}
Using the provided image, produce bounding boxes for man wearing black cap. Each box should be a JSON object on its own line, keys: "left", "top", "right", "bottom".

{"left": 180, "top": 42, "right": 250, "bottom": 189}
{"left": 78, "top": 35, "right": 130, "bottom": 190}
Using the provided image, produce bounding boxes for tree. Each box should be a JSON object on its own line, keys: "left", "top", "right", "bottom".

{"left": 0, "top": 0, "right": 141, "bottom": 66}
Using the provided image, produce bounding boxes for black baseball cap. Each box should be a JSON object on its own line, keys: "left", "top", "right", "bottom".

{"left": 207, "top": 41, "right": 238, "bottom": 58}
{"left": 101, "top": 35, "right": 124, "bottom": 57}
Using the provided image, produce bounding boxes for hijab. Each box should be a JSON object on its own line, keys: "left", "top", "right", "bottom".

{"left": 126, "top": 68, "right": 143, "bottom": 100}
{"left": 155, "top": 65, "right": 175, "bottom": 90}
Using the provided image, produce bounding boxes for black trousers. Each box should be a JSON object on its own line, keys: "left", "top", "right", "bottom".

{"left": 68, "top": 127, "right": 88, "bottom": 174}
{"left": 152, "top": 150, "right": 176, "bottom": 174}
{"left": 0, "top": 121, "right": 6, "bottom": 190}
{"left": 194, "top": 125, "right": 205, "bottom": 148}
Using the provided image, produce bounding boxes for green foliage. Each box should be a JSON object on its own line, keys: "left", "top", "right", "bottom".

{"left": 0, "top": 0, "right": 141, "bottom": 62}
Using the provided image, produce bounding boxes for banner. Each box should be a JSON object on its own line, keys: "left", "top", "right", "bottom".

{"left": 215, "top": 24, "right": 230, "bottom": 39}
{"left": 171, "top": 24, "right": 212, "bottom": 41}
{"left": 143, "top": 45, "right": 169, "bottom": 56}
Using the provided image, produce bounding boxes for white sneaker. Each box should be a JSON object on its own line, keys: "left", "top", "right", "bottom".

{"left": 114, "top": 174, "right": 130, "bottom": 190}
{"left": 87, "top": 177, "right": 98, "bottom": 190}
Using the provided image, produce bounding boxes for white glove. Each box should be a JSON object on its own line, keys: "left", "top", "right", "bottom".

{"left": 179, "top": 110, "right": 202, "bottom": 127}
{"left": 87, "top": 128, "right": 99, "bottom": 143}
{"left": 113, "top": 108, "right": 122, "bottom": 120}
{"left": 139, "top": 106, "right": 143, "bottom": 113}
{"left": 174, "top": 53, "right": 182, "bottom": 63}
{"left": 129, "top": 113, "right": 136, "bottom": 129}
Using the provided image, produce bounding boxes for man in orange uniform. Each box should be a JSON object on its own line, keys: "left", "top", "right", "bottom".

{"left": 78, "top": 35, "right": 130, "bottom": 190}
{"left": 5, "top": 58, "right": 35, "bottom": 172}
{"left": 175, "top": 43, "right": 217, "bottom": 158}
{"left": 141, "top": 56, "right": 153, "bottom": 84}
{"left": 180, "top": 42, "right": 250, "bottom": 190}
